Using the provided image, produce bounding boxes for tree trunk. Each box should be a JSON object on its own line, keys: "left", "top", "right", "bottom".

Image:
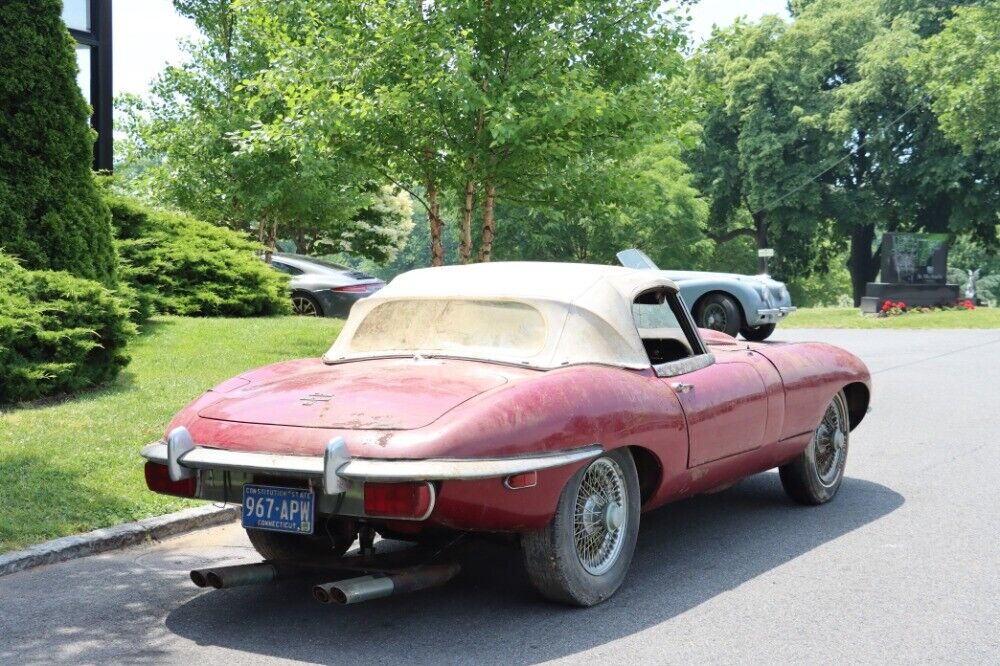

{"left": 845, "top": 131, "right": 877, "bottom": 306}
{"left": 460, "top": 177, "right": 475, "bottom": 264}
{"left": 848, "top": 223, "right": 879, "bottom": 306}
{"left": 460, "top": 105, "right": 484, "bottom": 264}
{"left": 259, "top": 213, "right": 273, "bottom": 263}
{"left": 754, "top": 212, "right": 768, "bottom": 274}
{"left": 477, "top": 182, "right": 497, "bottom": 262}
{"left": 427, "top": 179, "right": 444, "bottom": 266}
{"left": 291, "top": 228, "right": 307, "bottom": 255}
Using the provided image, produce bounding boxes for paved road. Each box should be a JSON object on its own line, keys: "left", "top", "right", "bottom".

{"left": 2, "top": 329, "right": 998, "bottom": 665}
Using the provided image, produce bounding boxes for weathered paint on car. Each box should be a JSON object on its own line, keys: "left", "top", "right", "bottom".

{"left": 156, "top": 329, "right": 869, "bottom": 532}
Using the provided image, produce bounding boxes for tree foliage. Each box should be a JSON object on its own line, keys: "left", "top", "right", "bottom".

{"left": 117, "top": 0, "right": 413, "bottom": 261}
{"left": 915, "top": 5, "right": 1000, "bottom": 157}
{"left": 492, "top": 142, "right": 711, "bottom": 268}
{"left": 684, "top": 16, "right": 833, "bottom": 278}
{"left": 0, "top": 0, "right": 117, "bottom": 284}
{"left": 118, "top": 0, "right": 1000, "bottom": 298}
{"left": 685, "top": 0, "right": 999, "bottom": 303}
{"left": 244, "top": 0, "right": 689, "bottom": 265}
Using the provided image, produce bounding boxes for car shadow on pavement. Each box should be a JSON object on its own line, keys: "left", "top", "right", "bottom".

{"left": 157, "top": 473, "right": 903, "bottom": 664}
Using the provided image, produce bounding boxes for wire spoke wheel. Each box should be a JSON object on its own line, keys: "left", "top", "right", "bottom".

{"left": 702, "top": 303, "right": 728, "bottom": 331}
{"left": 573, "top": 458, "right": 628, "bottom": 575}
{"left": 522, "top": 449, "right": 639, "bottom": 605}
{"left": 811, "top": 392, "right": 849, "bottom": 487}
{"left": 292, "top": 295, "right": 319, "bottom": 316}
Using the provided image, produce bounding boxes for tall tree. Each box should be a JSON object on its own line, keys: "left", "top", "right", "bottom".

{"left": 686, "top": 0, "right": 999, "bottom": 302}
{"left": 118, "top": 0, "right": 413, "bottom": 261}
{"left": 685, "top": 17, "right": 835, "bottom": 278}
{"left": 798, "top": 0, "right": 998, "bottom": 302}
{"left": 0, "top": 0, "right": 117, "bottom": 284}
{"left": 245, "top": 0, "right": 688, "bottom": 264}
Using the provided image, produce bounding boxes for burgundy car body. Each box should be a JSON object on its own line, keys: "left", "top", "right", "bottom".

{"left": 141, "top": 263, "right": 871, "bottom": 535}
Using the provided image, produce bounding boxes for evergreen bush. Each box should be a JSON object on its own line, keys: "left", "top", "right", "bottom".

{"left": 0, "top": 0, "right": 117, "bottom": 284}
{"left": 0, "top": 253, "right": 133, "bottom": 404}
{"left": 107, "top": 195, "right": 290, "bottom": 317}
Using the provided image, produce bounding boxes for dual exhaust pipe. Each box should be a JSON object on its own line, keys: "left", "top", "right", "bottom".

{"left": 190, "top": 561, "right": 460, "bottom": 605}
{"left": 312, "top": 563, "right": 460, "bottom": 604}
{"left": 190, "top": 562, "right": 302, "bottom": 589}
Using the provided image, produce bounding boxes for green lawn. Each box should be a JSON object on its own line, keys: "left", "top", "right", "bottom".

{"left": 782, "top": 306, "right": 1000, "bottom": 329}
{"left": 0, "top": 316, "right": 342, "bottom": 554}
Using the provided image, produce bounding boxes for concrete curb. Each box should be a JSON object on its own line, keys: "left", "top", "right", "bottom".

{"left": 0, "top": 504, "right": 239, "bottom": 577}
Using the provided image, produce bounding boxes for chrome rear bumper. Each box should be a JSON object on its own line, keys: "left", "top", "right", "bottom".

{"left": 141, "top": 429, "right": 601, "bottom": 490}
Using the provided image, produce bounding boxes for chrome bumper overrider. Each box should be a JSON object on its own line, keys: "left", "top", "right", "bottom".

{"left": 140, "top": 428, "right": 602, "bottom": 491}
{"left": 754, "top": 306, "right": 797, "bottom": 323}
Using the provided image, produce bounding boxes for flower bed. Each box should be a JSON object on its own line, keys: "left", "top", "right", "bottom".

{"left": 877, "top": 299, "right": 976, "bottom": 318}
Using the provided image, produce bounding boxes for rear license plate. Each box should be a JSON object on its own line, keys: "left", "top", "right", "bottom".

{"left": 241, "top": 484, "right": 315, "bottom": 535}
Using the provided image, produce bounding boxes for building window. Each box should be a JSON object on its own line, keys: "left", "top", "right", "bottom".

{"left": 75, "top": 44, "right": 92, "bottom": 106}
{"left": 62, "top": 0, "right": 90, "bottom": 32}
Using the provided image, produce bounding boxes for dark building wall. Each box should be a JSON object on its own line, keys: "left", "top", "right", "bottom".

{"left": 65, "top": 0, "right": 112, "bottom": 171}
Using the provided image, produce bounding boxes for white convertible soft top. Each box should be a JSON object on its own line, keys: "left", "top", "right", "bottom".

{"left": 324, "top": 262, "right": 679, "bottom": 370}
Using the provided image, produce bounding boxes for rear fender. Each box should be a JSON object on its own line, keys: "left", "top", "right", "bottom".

{"left": 756, "top": 342, "right": 871, "bottom": 439}
{"left": 422, "top": 366, "right": 687, "bottom": 529}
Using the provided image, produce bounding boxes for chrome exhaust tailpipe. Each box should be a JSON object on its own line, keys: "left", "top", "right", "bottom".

{"left": 191, "top": 562, "right": 304, "bottom": 589}
{"left": 312, "top": 563, "right": 460, "bottom": 605}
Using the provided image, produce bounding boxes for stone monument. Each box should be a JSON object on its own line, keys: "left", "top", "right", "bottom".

{"left": 860, "top": 233, "right": 961, "bottom": 312}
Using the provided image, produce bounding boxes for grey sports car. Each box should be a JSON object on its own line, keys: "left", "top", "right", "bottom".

{"left": 270, "top": 253, "right": 384, "bottom": 317}
{"left": 617, "top": 249, "right": 795, "bottom": 341}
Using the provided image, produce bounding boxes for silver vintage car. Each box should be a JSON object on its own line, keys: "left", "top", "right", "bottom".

{"left": 618, "top": 249, "right": 795, "bottom": 341}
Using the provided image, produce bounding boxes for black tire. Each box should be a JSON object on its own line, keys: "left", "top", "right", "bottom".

{"left": 247, "top": 518, "right": 354, "bottom": 561}
{"left": 740, "top": 323, "right": 776, "bottom": 341}
{"left": 521, "top": 449, "right": 640, "bottom": 607}
{"left": 695, "top": 293, "right": 742, "bottom": 338}
{"left": 779, "top": 391, "right": 850, "bottom": 505}
{"left": 291, "top": 291, "right": 323, "bottom": 317}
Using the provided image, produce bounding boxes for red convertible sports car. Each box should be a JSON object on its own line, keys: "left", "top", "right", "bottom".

{"left": 141, "top": 262, "right": 871, "bottom": 606}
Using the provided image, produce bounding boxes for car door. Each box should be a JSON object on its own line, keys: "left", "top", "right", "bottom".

{"left": 641, "top": 291, "right": 769, "bottom": 468}
{"left": 662, "top": 354, "right": 770, "bottom": 467}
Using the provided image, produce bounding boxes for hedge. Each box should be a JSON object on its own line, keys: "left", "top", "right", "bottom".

{"left": 0, "top": 0, "right": 117, "bottom": 284}
{"left": 107, "top": 195, "right": 290, "bottom": 317}
{"left": 0, "top": 253, "right": 133, "bottom": 404}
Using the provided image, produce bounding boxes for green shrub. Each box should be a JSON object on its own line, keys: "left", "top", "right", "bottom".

{"left": 787, "top": 260, "right": 853, "bottom": 308}
{"left": 977, "top": 274, "right": 1000, "bottom": 304}
{"left": 0, "top": 0, "right": 117, "bottom": 284}
{"left": 0, "top": 253, "right": 134, "bottom": 404}
{"left": 107, "top": 195, "right": 290, "bottom": 317}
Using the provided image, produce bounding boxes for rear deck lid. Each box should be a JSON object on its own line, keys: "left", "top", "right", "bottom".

{"left": 198, "top": 358, "right": 508, "bottom": 430}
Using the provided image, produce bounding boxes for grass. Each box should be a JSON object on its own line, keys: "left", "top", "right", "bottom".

{"left": 782, "top": 306, "right": 1000, "bottom": 329}
{"left": 0, "top": 316, "right": 343, "bottom": 554}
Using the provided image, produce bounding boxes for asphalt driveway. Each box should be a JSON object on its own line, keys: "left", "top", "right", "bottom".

{"left": 1, "top": 329, "right": 998, "bottom": 665}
